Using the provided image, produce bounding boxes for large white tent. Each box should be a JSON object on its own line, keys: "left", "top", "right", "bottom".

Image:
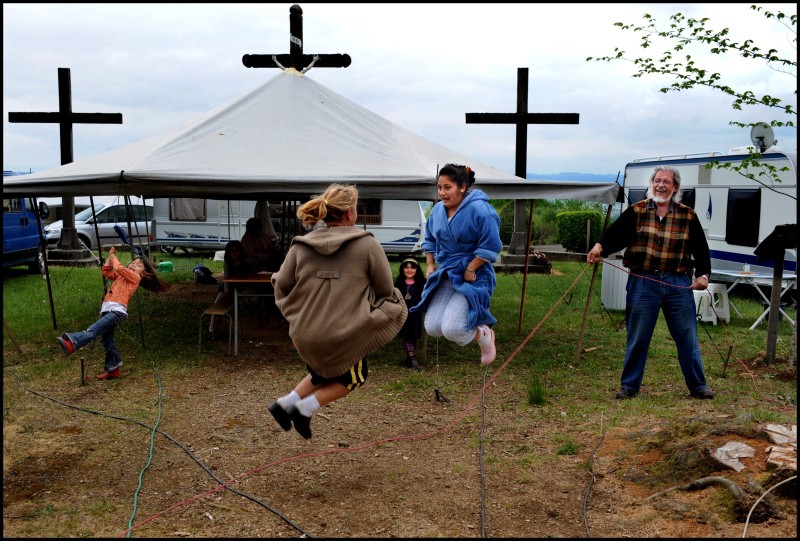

{"left": 4, "top": 68, "right": 620, "bottom": 204}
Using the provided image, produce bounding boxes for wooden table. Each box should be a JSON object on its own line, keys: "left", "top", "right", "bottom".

{"left": 223, "top": 272, "right": 274, "bottom": 356}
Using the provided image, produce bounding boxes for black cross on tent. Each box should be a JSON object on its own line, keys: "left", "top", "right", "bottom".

{"left": 466, "top": 67, "right": 579, "bottom": 255}
{"left": 242, "top": 4, "right": 351, "bottom": 71}
{"left": 8, "top": 67, "right": 123, "bottom": 253}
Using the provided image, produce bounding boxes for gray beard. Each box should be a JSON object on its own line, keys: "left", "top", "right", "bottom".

{"left": 652, "top": 193, "right": 672, "bottom": 204}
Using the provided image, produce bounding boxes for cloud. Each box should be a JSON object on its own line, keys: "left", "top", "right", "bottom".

{"left": 3, "top": 3, "right": 796, "bottom": 176}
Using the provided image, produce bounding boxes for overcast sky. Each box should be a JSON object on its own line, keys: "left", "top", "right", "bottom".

{"left": 3, "top": 3, "right": 796, "bottom": 178}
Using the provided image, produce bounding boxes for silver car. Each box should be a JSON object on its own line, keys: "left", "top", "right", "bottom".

{"left": 44, "top": 203, "right": 153, "bottom": 251}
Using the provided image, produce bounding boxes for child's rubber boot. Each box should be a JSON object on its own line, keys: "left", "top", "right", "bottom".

{"left": 97, "top": 368, "right": 121, "bottom": 380}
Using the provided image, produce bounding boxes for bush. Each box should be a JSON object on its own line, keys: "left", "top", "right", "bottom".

{"left": 494, "top": 199, "right": 605, "bottom": 248}
{"left": 495, "top": 200, "right": 516, "bottom": 245}
{"left": 556, "top": 210, "right": 603, "bottom": 253}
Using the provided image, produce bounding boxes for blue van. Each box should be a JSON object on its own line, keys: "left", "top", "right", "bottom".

{"left": 3, "top": 196, "right": 49, "bottom": 273}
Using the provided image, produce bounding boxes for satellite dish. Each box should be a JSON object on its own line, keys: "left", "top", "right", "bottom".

{"left": 750, "top": 123, "right": 776, "bottom": 153}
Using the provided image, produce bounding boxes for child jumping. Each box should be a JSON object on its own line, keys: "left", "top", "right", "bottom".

{"left": 393, "top": 257, "right": 426, "bottom": 369}
{"left": 268, "top": 184, "right": 407, "bottom": 439}
{"left": 56, "top": 246, "right": 169, "bottom": 380}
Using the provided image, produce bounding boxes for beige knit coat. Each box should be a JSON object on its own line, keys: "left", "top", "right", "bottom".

{"left": 272, "top": 226, "right": 408, "bottom": 378}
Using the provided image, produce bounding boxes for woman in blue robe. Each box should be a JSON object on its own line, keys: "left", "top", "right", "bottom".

{"left": 411, "top": 164, "right": 502, "bottom": 365}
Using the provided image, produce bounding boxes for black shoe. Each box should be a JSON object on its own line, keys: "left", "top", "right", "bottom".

{"left": 268, "top": 401, "right": 292, "bottom": 431}
{"left": 615, "top": 388, "right": 638, "bottom": 400}
{"left": 690, "top": 387, "right": 715, "bottom": 400}
{"left": 289, "top": 408, "right": 313, "bottom": 439}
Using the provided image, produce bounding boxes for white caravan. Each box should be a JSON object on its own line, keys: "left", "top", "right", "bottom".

{"left": 620, "top": 145, "right": 796, "bottom": 276}
{"left": 150, "top": 198, "right": 427, "bottom": 255}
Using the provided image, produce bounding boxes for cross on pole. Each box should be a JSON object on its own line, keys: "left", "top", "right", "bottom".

{"left": 466, "top": 67, "right": 579, "bottom": 254}
{"left": 242, "top": 4, "right": 351, "bottom": 71}
{"left": 9, "top": 67, "right": 123, "bottom": 251}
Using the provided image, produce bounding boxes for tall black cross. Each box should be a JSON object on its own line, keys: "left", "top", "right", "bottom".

{"left": 242, "top": 4, "right": 351, "bottom": 71}
{"left": 9, "top": 67, "right": 123, "bottom": 250}
{"left": 466, "top": 67, "right": 579, "bottom": 254}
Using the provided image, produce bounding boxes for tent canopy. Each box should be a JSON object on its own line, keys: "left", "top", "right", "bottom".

{"left": 3, "top": 68, "right": 620, "bottom": 204}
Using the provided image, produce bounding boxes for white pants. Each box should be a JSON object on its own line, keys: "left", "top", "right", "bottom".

{"left": 424, "top": 278, "right": 476, "bottom": 346}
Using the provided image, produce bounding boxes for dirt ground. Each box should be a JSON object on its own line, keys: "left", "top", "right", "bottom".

{"left": 3, "top": 281, "right": 797, "bottom": 538}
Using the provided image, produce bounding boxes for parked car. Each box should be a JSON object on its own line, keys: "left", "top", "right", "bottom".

{"left": 3, "top": 196, "right": 49, "bottom": 273}
{"left": 44, "top": 203, "right": 153, "bottom": 251}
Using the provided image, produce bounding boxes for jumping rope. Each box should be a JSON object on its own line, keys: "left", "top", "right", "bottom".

{"left": 154, "top": 258, "right": 788, "bottom": 534}
{"left": 16, "top": 260, "right": 790, "bottom": 536}
{"left": 109, "top": 268, "right": 592, "bottom": 537}
{"left": 433, "top": 336, "right": 450, "bottom": 403}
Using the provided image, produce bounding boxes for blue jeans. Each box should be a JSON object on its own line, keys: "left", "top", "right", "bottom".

{"left": 65, "top": 310, "right": 127, "bottom": 372}
{"left": 621, "top": 273, "right": 709, "bottom": 395}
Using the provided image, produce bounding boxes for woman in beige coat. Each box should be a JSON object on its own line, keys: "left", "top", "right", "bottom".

{"left": 269, "top": 184, "right": 408, "bottom": 439}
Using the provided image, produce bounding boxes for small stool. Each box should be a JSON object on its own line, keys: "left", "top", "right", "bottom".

{"left": 707, "top": 282, "right": 731, "bottom": 323}
{"left": 199, "top": 300, "right": 233, "bottom": 355}
{"left": 694, "top": 290, "right": 717, "bottom": 325}
{"left": 693, "top": 283, "right": 731, "bottom": 325}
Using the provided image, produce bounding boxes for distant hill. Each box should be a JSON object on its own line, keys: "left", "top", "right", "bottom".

{"left": 527, "top": 172, "right": 619, "bottom": 183}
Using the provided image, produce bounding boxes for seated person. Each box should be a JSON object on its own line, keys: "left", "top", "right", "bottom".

{"left": 209, "top": 240, "right": 252, "bottom": 332}
{"left": 241, "top": 217, "right": 277, "bottom": 271}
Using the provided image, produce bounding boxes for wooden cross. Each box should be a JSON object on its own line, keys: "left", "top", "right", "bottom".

{"left": 242, "top": 4, "right": 351, "bottom": 71}
{"left": 466, "top": 67, "right": 579, "bottom": 254}
{"left": 8, "top": 67, "right": 123, "bottom": 250}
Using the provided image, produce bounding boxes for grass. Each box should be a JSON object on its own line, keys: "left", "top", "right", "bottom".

{"left": 3, "top": 252, "right": 797, "bottom": 430}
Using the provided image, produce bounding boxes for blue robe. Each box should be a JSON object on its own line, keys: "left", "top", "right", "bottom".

{"left": 411, "top": 189, "right": 502, "bottom": 328}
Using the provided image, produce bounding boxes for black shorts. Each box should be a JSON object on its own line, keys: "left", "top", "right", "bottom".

{"left": 307, "top": 358, "right": 368, "bottom": 391}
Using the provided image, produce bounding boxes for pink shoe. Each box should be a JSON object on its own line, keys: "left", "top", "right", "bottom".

{"left": 478, "top": 326, "right": 496, "bottom": 365}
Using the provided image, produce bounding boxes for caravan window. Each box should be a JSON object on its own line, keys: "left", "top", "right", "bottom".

{"left": 356, "top": 199, "right": 381, "bottom": 225}
{"left": 680, "top": 188, "right": 695, "bottom": 209}
{"left": 726, "top": 189, "right": 761, "bottom": 247}
{"left": 628, "top": 189, "right": 647, "bottom": 205}
{"left": 169, "top": 198, "right": 207, "bottom": 221}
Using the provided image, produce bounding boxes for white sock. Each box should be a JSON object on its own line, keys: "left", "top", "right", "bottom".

{"left": 277, "top": 390, "right": 301, "bottom": 411}
{"left": 296, "top": 394, "right": 321, "bottom": 418}
{"left": 476, "top": 325, "right": 493, "bottom": 346}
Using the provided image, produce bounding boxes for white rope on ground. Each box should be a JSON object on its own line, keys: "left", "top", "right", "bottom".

{"left": 742, "top": 475, "right": 797, "bottom": 538}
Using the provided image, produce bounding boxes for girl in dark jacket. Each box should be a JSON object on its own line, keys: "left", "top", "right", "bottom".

{"left": 394, "top": 257, "right": 426, "bottom": 369}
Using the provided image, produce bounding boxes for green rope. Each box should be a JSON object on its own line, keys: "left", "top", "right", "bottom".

{"left": 125, "top": 362, "right": 164, "bottom": 537}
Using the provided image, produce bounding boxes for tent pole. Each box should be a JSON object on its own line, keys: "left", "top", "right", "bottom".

{"left": 33, "top": 196, "right": 58, "bottom": 331}
{"left": 89, "top": 195, "right": 108, "bottom": 297}
{"left": 517, "top": 200, "right": 535, "bottom": 333}
{"left": 123, "top": 195, "right": 146, "bottom": 349}
{"left": 575, "top": 202, "right": 614, "bottom": 363}
{"left": 141, "top": 194, "right": 152, "bottom": 261}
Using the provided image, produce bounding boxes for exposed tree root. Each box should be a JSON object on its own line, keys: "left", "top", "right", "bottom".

{"left": 642, "top": 476, "right": 786, "bottom": 524}
{"left": 643, "top": 476, "right": 746, "bottom": 503}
